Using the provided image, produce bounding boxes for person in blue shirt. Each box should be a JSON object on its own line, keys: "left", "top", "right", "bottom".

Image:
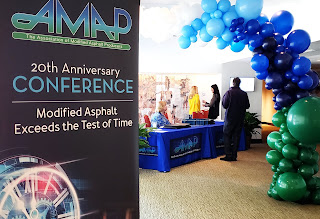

{"left": 151, "top": 101, "right": 170, "bottom": 128}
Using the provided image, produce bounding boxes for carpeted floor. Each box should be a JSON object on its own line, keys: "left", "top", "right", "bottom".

{"left": 139, "top": 144, "right": 320, "bottom": 219}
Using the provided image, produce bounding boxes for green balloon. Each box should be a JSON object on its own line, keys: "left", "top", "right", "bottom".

{"left": 271, "top": 165, "right": 278, "bottom": 172}
{"left": 282, "top": 144, "right": 299, "bottom": 160}
{"left": 276, "top": 172, "right": 307, "bottom": 201}
{"left": 299, "top": 143, "right": 317, "bottom": 150}
{"left": 311, "top": 189, "right": 320, "bottom": 205}
{"left": 293, "top": 159, "right": 302, "bottom": 168}
{"left": 287, "top": 97, "right": 320, "bottom": 144}
{"left": 267, "top": 189, "right": 272, "bottom": 197}
{"left": 311, "top": 151, "right": 319, "bottom": 164}
{"left": 282, "top": 132, "right": 298, "bottom": 145}
{"left": 313, "top": 164, "right": 319, "bottom": 174}
{"left": 267, "top": 131, "right": 282, "bottom": 149}
{"left": 307, "top": 177, "right": 317, "bottom": 190}
{"left": 278, "top": 158, "right": 294, "bottom": 172}
{"left": 272, "top": 111, "right": 286, "bottom": 127}
{"left": 299, "top": 190, "right": 311, "bottom": 204}
{"left": 282, "top": 106, "right": 290, "bottom": 113}
{"left": 271, "top": 187, "right": 282, "bottom": 200}
{"left": 298, "top": 164, "right": 315, "bottom": 179}
{"left": 266, "top": 150, "right": 284, "bottom": 165}
{"left": 279, "top": 123, "right": 289, "bottom": 134}
{"left": 275, "top": 140, "right": 285, "bottom": 153}
{"left": 299, "top": 148, "right": 313, "bottom": 163}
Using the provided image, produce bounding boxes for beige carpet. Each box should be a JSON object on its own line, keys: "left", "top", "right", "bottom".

{"left": 139, "top": 144, "right": 320, "bottom": 219}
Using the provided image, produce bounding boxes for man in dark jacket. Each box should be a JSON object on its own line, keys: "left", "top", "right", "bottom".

{"left": 221, "top": 77, "right": 250, "bottom": 161}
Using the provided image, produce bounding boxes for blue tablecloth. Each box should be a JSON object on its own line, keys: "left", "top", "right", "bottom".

{"left": 139, "top": 121, "right": 246, "bottom": 172}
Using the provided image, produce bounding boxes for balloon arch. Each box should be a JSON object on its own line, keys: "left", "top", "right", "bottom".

{"left": 179, "top": 0, "right": 320, "bottom": 204}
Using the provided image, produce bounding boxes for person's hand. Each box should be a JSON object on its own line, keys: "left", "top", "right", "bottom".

{"left": 202, "top": 104, "right": 206, "bottom": 107}
{"left": 202, "top": 100, "right": 206, "bottom": 103}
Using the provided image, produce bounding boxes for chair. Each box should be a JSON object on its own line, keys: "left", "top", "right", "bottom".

{"left": 144, "top": 115, "right": 151, "bottom": 127}
{"left": 192, "top": 112, "right": 203, "bottom": 119}
{"left": 202, "top": 110, "right": 209, "bottom": 118}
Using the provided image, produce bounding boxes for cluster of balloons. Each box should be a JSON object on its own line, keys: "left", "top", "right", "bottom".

{"left": 178, "top": 0, "right": 265, "bottom": 52}
{"left": 178, "top": 0, "right": 320, "bottom": 205}
{"left": 266, "top": 96, "right": 320, "bottom": 203}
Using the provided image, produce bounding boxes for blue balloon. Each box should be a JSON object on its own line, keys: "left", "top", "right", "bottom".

{"left": 201, "top": 12, "right": 212, "bottom": 25}
{"left": 230, "top": 41, "right": 245, "bottom": 52}
{"left": 273, "top": 88, "right": 283, "bottom": 96}
{"left": 248, "top": 34, "right": 263, "bottom": 48}
{"left": 191, "top": 18, "right": 204, "bottom": 31}
{"left": 274, "top": 33, "right": 284, "bottom": 45}
{"left": 178, "top": 36, "right": 191, "bottom": 49}
{"left": 218, "top": 0, "right": 231, "bottom": 12}
{"left": 201, "top": 0, "right": 218, "bottom": 13}
{"left": 248, "top": 44, "right": 255, "bottom": 51}
{"left": 284, "top": 81, "right": 298, "bottom": 92}
{"left": 206, "top": 18, "right": 225, "bottom": 37}
{"left": 270, "top": 10, "right": 294, "bottom": 35}
{"left": 287, "top": 30, "right": 311, "bottom": 54}
{"left": 265, "top": 83, "right": 272, "bottom": 90}
{"left": 257, "top": 13, "right": 269, "bottom": 24}
{"left": 216, "top": 38, "right": 228, "bottom": 49}
{"left": 237, "top": 32, "right": 246, "bottom": 41}
{"left": 181, "top": 25, "right": 195, "bottom": 37}
{"left": 274, "top": 102, "right": 282, "bottom": 110}
{"left": 213, "top": 10, "right": 223, "bottom": 18}
{"left": 275, "top": 45, "right": 286, "bottom": 53}
{"left": 223, "top": 11, "right": 238, "bottom": 27}
{"left": 292, "top": 57, "right": 311, "bottom": 76}
{"left": 236, "top": 25, "right": 244, "bottom": 32}
{"left": 291, "top": 75, "right": 300, "bottom": 83}
{"left": 231, "top": 19, "right": 239, "bottom": 26}
{"left": 274, "top": 52, "right": 293, "bottom": 71}
{"left": 228, "top": 5, "right": 236, "bottom": 12}
{"left": 233, "top": 36, "right": 240, "bottom": 43}
{"left": 251, "top": 54, "right": 269, "bottom": 72}
{"left": 242, "top": 35, "right": 249, "bottom": 44}
{"left": 285, "top": 71, "right": 293, "bottom": 79}
{"left": 296, "top": 90, "right": 310, "bottom": 100}
{"left": 235, "top": 0, "right": 263, "bottom": 22}
{"left": 256, "top": 71, "right": 269, "bottom": 80}
{"left": 306, "top": 70, "right": 320, "bottom": 91}
{"left": 237, "top": 17, "right": 245, "bottom": 24}
{"left": 221, "top": 29, "right": 235, "bottom": 42}
{"left": 190, "top": 35, "right": 197, "bottom": 43}
{"left": 245, "top": 19, "right": 260, "bottom": 35}
{"left": 260, "top": 22, "right": 275, "bottom": 38}
{"left": 276, "top": 92, "right": 294, "bottom": 107}
{"left": 199, "top": 26, "right": 214, "bottom": 42}
{"left": 298, "top": 75, "right": 313, "bottom": 90}
{"left": 266, "top": 72, "right": 285, "bottom": 89}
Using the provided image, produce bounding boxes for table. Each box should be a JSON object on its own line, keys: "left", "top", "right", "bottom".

{"left": 139, "top": 122, "right": 246, "bottom": 172}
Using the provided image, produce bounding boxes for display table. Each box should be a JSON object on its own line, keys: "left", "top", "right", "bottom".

{"left": 139, "top": 122, "right": 246, "bottom": 172}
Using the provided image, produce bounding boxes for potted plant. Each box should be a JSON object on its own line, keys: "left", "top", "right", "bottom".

{"left": 243, "top": 111, "right": 262, "bottom": 149}
{"left": 139, "top": 123, "right": 155, "bottom": 149}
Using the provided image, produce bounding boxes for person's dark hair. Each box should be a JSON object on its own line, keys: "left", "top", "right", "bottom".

{"left": 233, "top": 77, "right": 241, "bottom": 87}
{"left": 211, "top": 84, "right": 220, "bottom": 96}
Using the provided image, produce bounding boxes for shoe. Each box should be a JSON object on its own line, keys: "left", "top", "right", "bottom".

{"left": 220, "top": 157, "right": 237, "bottom": 161}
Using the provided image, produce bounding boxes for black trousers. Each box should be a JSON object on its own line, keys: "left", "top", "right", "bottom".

{"left": 223, "top": 119, "right": 243, "bottom": 159}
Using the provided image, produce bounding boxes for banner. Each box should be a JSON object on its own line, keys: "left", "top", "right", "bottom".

{"left": 0, "top": 0, "right": 139, "bottom": 218}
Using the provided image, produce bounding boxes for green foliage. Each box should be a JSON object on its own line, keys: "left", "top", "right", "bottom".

{"left": 139, "top": 123, "right": 155, "bottom": 149}
{"left": 244, "top": 111, "right": 261, "bottom": 136}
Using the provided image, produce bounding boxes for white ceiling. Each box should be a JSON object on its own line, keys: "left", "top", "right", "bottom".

{"left": 139, "top": 0, "right": 320, "bottom": 73}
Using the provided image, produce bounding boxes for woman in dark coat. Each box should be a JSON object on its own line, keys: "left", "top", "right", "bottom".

{"left": 202, "top": 84, "right": 220, "bottom": 119}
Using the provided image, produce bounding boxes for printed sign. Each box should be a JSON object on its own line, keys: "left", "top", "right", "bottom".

{"left": 170, "top": 134, "right": 202, "bottom": 159}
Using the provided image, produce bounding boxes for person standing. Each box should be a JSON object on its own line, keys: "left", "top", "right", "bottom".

{"left": 188, "top": 86, "right": 200, "bottom": 118}
{"left": 202, "top": 84, "right": 221, "bottom": 120}
{"left": 221, "top": 77, "right": 250, "bottom": 161}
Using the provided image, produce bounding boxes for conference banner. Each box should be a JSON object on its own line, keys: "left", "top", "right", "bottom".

{"left": 0, "top": 0, "right": 139, "bottom": 218}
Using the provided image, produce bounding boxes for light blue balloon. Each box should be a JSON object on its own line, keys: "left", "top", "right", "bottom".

{"left": 218, "top": 0, "right": 231, "bottom": 12}
{"left": 181, "top": 25, "right": 195, "bottom": 37}
{"left": 223, "top": 11, "right": 238, "bottom": 27}
{"left": 206, "top": 18, "right": 225, "bottom": 37}
{"left": 235, "top": 0, "right": 263, "bottom": 22}
{"left": 201, "top": 0, "right": 218, "bottom": 13}
{"left": 216, "top": 38, "right": 228, "bottom": 49}
{"left": 213, "top": 10, "right": 223, "bottom": 18}
{"left": 257, "top": 13, "right": 269, "bottom": 24}
{"left": 191, "top": 18, "right": 204, "bottom": 31}
{"left": 199, "top": 26, "right": 214, "bottom": 42}
{"left": 228, "top": 5, "right": 236, "bottom": 12}
{"left": 178, "top": 36, "right": 191, "bottom": 49}
{"left": 201, "top": 12, "right": 212, "bottom": 25}
{"left": 190, "top": 35, "right": 198, "bottom": 43}
{"left": 221, "top": 29, "right": 235, "bottom": 42}
{"left": 230, "top": 41, "right": 245, "bottom": 52}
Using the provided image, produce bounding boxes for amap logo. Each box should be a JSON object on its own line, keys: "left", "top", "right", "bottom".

{"left": 11, "top": 0, "right": 132, "bottom": 42}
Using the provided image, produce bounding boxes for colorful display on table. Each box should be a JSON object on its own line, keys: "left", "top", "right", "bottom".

{"left": 178, "top": 0, "right": 320, "bottom": 204}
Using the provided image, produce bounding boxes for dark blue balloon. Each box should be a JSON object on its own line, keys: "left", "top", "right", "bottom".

{"left": 298, "top": 74, "right": 313, "bottom": 90}
{"left": 275, "top": 45, "right": 285, "bottom": 53}
{"left": 237, "top": 32, "right": 246, "bottom": 40}
{"left": 273, "top": 96, "right": 277, "bottom": 102}
{"left": 291, "top": 75, "right": 300, "bottom": 83}
{"left": 260, "top": 22, "right": 275, "bottom": 38}
{"left": 284, "top": 81, "right": 298, "bottom": 92}
{"left": 287, "top": 29, "right": 311, "bottom": 54}
{"left": 276, "top": 92, "right": 294, "bottom": 107}
{"left": 291, "top": 53, "right": 299, "bottom": 59}
{"left": 296, "top": 90, "right": 310, "bottom": 100}
{"left": 248, "top": 34, "right": 263, "bottom": 48}
{"left": 306, "top": 70, "right": 320, "bottom": 91}
{"left": 273, "top": 88, "right": 283, "bottom": 96}
{"left": 274, "top": 102, "right": 282, "bottom": 110}
{"left": 233, "top": 36, "right": 240, "bottom": 42}
{"left": 273, "top": 33, "right": 284, "bottom": 45}
{"left": 238, "top": 17, "right": 245, "bottom": 24}
{"left": 229, "top": 25, "right": 236, "bottom": 32}
{"left": 266, "top": 72, "right": 285, "bottom": 89}
{"left": 265, "top": 83, "right": 272, "bottom": 90}
{"left": 231, "top": 19, "right": 239, "bottom": 26}
{"left": 256, "top": 71, "right": 268, "bottom": 80}
{"left": 285, "top": 71, "right": 293, "bottom": 79}
{"left": 292, "top": 57, "right": 311, "bottom": 76}
{"left": 262, "top": 37, "right": 277, "bottom": 51}
{"left": 270, "top": 10, "right": 294, "bottom": 35}
{"left": 245, "top": 19, "right": 260, "bottom": 35}
{"left": 253, "top": 47, "right": 264, "bottom": 54}
{"left": 251, "top": 54, "right": 269, "bottom": 72}
{"left": 236, "top": 25, "right": 244, "bottom": 32}
{"left": 274, "top": 52, "right": 293, "bottom": 71}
